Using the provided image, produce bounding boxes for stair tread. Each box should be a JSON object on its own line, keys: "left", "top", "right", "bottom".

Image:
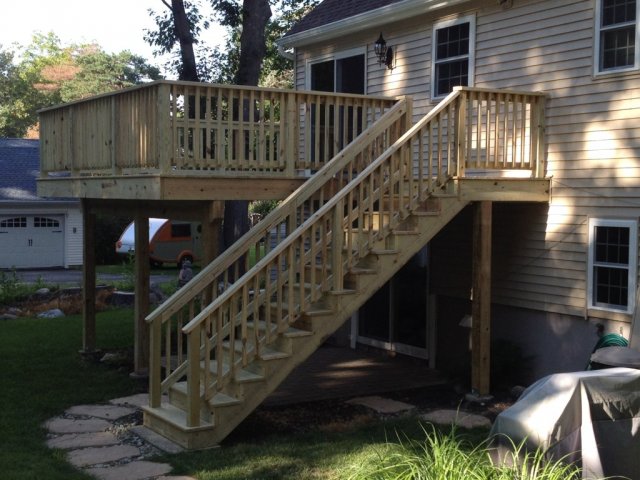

{"left": 224, "top": 340, "right": 290, "bottom": 361}
{"left": 210, "top": 392, "right": 242, "bottom": 407}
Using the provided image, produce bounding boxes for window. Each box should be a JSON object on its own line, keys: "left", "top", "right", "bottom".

{"left": 34, "top": 217, "right": 60, "bottom": 228}
{"left": 432, "top": 16, "right": 475, "bottom": 98}
{"left": 171, "top": 223, "right": 191, "bottom": 238}
{"left": 308, "top": 50, "right": 366, "bottom": 94}
{"left": 595, "top": 0, "right": 639, "bottom": 73}
{"left": 0, "top": 217, "right": 27, "bottom": 228}
{"left": 588, "top": 218, "right": 638, "bottom": 313}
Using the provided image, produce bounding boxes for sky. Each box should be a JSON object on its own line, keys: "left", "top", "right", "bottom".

{"left": 0, "top": 0, "right": 224, "bottom": 69}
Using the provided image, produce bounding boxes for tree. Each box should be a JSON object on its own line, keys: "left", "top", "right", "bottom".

{"left": 0, "top": 33, "right": 161, "bottom": 138}
{"left": 145, "top": 0, "right": 319, "bottom": 250}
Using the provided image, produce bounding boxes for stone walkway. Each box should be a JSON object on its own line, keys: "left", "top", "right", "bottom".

{"left": 45, "top": 392, "right": 492, "bottom": 479}
{"left": 44, "top": 393, "right": 194, "bottom": 480}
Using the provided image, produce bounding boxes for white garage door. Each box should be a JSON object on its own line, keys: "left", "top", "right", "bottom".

{"left": 0, "top": 215, "right": 65, "bottom": 268}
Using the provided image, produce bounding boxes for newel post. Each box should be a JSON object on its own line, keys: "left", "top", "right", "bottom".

{"left": 285, "top": 92, "right": 297, "bottom": 176}
{"left": 157, "top": 82, "right": 172, "bottom": 174}
{"left": 187, "top": 327, "right": 201, "bottom": 427}
{"left": 535, "top": 95, "right": 546, "bottom": 179}
{"left": 456, "top": 89, "right": 468, "bottom": 178}
{"left": 149, "top": 315, "right": 162, "bottom": 408}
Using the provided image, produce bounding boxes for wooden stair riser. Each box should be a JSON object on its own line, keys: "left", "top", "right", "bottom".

{"left": 144, "top": 195, "right": 469, "bottom": 449}
{"left": 143, "top": 405, "right": 218, "bottom": 450}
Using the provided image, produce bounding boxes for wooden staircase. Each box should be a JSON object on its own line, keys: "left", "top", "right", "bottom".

{"left": 142, "top": 87, "right": 548, "bottom": 449}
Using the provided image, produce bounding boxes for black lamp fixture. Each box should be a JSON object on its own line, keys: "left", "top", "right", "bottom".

{"left": 374, "top": 33, "right": 394, "bottom": 70}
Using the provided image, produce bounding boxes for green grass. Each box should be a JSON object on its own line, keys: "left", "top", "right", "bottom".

{"left": 157, "top": 417, "right": 456, "bottom": 480}
{"left": 0, "top": 309, "right": 144, "bottom": 480}
{"left": 0, "top": 307, "right": 585, "bottom": 480}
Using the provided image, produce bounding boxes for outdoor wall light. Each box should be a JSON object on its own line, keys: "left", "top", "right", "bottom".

{"left": 374, "top": 33, "right": 394, "bottom": 70}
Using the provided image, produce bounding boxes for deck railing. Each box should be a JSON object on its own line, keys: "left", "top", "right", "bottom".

{"left": 38, "top": 80, "right": 397, "bottom": 177}
{"left": 145, "top": 87, "right": 546, "bottom": 427}
{"left": 146, "top": 97, "right": 413, "bottom": 416}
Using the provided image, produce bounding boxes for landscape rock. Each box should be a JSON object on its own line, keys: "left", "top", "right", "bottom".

{"left": 37, "top": 308, "right": 65, "bottom": 318}
{"left": 0, "top": 313, "right": 18, "bottom": 320}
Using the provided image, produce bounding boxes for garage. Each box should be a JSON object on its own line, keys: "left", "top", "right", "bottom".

{"left": 0, "top": 215, "right": 65, "bottom": 268}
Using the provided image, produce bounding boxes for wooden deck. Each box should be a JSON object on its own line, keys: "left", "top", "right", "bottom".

{"left": 37, "top": 82, "right": 550, "bottom": 449}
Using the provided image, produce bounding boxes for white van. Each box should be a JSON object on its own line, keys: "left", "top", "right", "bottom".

{"left": 115, "top": 218, "right": 202, "bottom": 267}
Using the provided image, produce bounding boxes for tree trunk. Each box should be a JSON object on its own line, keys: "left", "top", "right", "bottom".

{"left": 172, "top": 0, "right": 199, "bottom": 81}
{"left": 223, "top": 0, "right": 272, "bottom": 252}
{"left": 235, "top": 0, "right": 272, "bottom": 86}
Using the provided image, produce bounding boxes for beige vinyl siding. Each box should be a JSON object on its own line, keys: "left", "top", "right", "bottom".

{"left": 293, "top": 0, "right": 640, "bottom": 320}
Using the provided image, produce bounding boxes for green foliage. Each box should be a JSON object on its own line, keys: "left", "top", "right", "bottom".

{"left": 250, "top": 199, "right": 279, "bottom": 217}
{"left": 0, "top": 270, "right": 47, "bottom": 305}
{"left": 347, "top": 425, "right": 584, "bottom": 480}
{"left": 0, "top": 33, "right": 161, "bottom": 138}
{"left": 94, "top": 214, "right": 131, "bottom": 265}
{"left": 144, "top": 0, "right": 320, "bottom": 85}
{"left": 0, "top": 310, "right": 141, "bottom": 479}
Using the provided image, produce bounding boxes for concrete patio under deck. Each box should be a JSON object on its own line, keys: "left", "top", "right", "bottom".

{"left": 264, "top": 345, "right": 446, "bottom": 406}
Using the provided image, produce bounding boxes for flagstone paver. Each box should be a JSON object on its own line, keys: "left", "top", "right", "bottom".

{"left": 46, "top": 431, "right": 120, "bottom": 450}
{"left": 421, "top": 409, "right": 492, "bottom": 429}
{"left": 85, "top": 460, "right": 172, "bottom": 480}
{"left": 66, "top": 404, "right": 136, "bottom": 420}
{"left": 67, "top": 444, "right": 141, "bottom": 468}
{"left": 45, "top": 417, "right": 112, "bottom": 434}
{"left": 346, "top": 395, "right": 416, "bottom": 414}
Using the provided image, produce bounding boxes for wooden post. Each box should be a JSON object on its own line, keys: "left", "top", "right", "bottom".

{"left": 133, "top": 213, "right": 150, "bottom": 376}
{"left": 456, "top": 89, "right": 468, "bottom": 178}
{"left": 81, "top": 199, "right": 97, "bottom": 354}
{"left": 471, "top": 201, "right": 492, "bottom": 395}
{"left": 201, "top": 201, "right": 224, "bottom": 303}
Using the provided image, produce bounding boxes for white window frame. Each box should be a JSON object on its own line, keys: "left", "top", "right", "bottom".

{"left": 587, "top": 217, "right": 638, "bottom": 314}
{"left": 431, "top": 14, "right": 476, "bottom": 99}
{"left": 594, "top": 0, "right": 640, "bottom": 75}
{"left": 305, "top": 47, "right": 367, "bottom": 93}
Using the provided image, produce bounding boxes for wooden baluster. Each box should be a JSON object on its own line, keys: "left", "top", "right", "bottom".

{"left": 332, "top": 199, "right": 345, "bottom": 291}
{"left": 187, "top": 327, "right": 201, "bottom": 427}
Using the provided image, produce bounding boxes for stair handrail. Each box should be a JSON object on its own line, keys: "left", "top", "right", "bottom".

{"left": 147, "top": 96, "right": 412, "bottom": 410}
{"left": 180, "top": 89, "right": 463, "bottom": 334}
{"left": 146, "top": 97, "right": 410, "bottom": 325}
{"left": 169, "top": 87, "right": 471, "bottom": 429}
{"left": 147, "top": 87, "right": 547, "bottom": 430}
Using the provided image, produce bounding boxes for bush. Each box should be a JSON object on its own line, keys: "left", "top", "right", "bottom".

{"left": 0, "top": 270, "right": 47, "bottom": 305}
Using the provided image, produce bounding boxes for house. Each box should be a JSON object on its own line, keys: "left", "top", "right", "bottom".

{"left": 0, "top": 138, "right": 82, "bottom": 269}
{"left": 34, "top": 0, "right": 637, "bottom": 449}
{"left": 279, "top": 0, "right": 640, "bottom": 383}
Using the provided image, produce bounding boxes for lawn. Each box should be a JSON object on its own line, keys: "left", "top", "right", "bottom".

{"left": 0, "top": 307, "right": 583, "bottom": 480}
{"left": 0, "top": 309, "right": 144, "bottom": 480}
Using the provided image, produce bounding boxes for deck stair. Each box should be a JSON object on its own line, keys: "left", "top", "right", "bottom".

{"left": 143, "top": 87, "right": 548, "bottom": 449}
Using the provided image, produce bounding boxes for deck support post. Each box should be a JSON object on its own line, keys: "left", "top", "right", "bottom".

{"left": 202, "top": 201, "right": 224, "bottom": 303}
{"left": 81, "top": 199, "right": 97, "bottom": 355}
{"left": 471, "top": 201, "right": 492, "bottom": 395}
{"left": 133, "top": 213, "right": 150, "bottom": 376}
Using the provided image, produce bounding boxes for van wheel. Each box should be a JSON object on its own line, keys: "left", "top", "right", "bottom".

{"left": 178, "top": 255, "right": 193, "bottom": 269}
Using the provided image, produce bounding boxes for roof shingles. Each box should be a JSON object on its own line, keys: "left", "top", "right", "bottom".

{"left": 286, "top": 0, "right": 406, "bottom": 37}
{"left": 0, "top": 138, "right": 42, "bottom": 201}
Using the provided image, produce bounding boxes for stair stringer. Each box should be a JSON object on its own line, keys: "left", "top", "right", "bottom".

{"left": 142, "top": 194, "right": 469, "bottom": 449}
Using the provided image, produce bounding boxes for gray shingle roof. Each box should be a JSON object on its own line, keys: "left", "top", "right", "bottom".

{"left": 286, "top": 0, "right": 406, "bottom": 37}
{"left": 0, "top": 138, "right": 42, "bottom": 201}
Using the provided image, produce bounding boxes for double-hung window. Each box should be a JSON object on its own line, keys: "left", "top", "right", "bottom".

{"left": 432, "top": 15, "right": 475, "bottom": 98}
{"left": 588, "top": 218, "right": 638, "bottom": 313}
{"left": 595, "top": 0, "right": 640, "bottom": 73}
